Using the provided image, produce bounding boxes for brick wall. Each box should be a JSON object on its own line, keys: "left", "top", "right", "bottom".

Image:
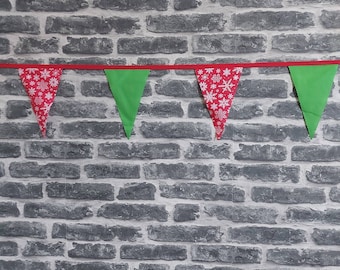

{"left": 1, "top": 0, "right": 340, "bottom": 269}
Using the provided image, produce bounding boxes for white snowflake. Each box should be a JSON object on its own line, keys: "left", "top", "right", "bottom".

{"left": 45, "top": 92, "right": 53, "bottom": 100}
{"left": 37, "top": 80, "right": 49, "bottom": 91}
{"left": 49, "top": 77, "right": 59, "bottom": 87}
{"left": 40, "top": 69, "right": 51, "bottom": 80}
{"left": 26, "top": 74, "right": 32, "bottom": 80}
{"left": 228, "top": 93, "right": 234, "bottom": 99}
{"left": 215, "top": 125, "right": 223, "bottom": 136}
{"left": 201, "top": 74, "right": 208, "bottom": 81}
{"left": 233, "top": 67, "right": 243, "bottom": 74}
{"left": 41, "top": 102, "right": 53, "bottom": 114}
{"left": 219, "top": 79, "right": 235, "bottom": 92}
{"left": 218, "top": 93, "right": 223, "bottom": 99}
{"left": 211, "top": 103, "right": 218, "bottom": 110}
{"left": 34, "top": 74, "right": 40, "bottom": 81}
{"left": 197, "top": 69, "right": 204, "bottom": 75}
{"left": 199, "top": 82, "right": 208, "bottom": 91}
{"left": 216, "top": 108, "right": 227, "bottom": 120}
{"left": 233, "top": 75, "right": 240, "bottom": 81}
{"left": 212, "top": 74, "right": 222, "bottom": 83}
{"left": 205, "top": 68, "right": 214, "bottom": 74}
{"left": 52, "top": 69, "right": 61, "bottom": 77}
{"left": 34, "top": 96, "right": 44, "bottom": 105}
{"left": 204, "top": 90, "right": 217, "bottom": 103}
{"left": 216, "top": 69, "right": 221, "bottom": 73}
{"left": 26, "top": 68, "right": 38, "bottom": 74}
{"left": 219, "top": 98, "right": 230, "bottom": 109}
{"left": 29, "top": 81, "right": 35, "bottom": 86}
{"left": 223, "top": 68, "right": 231, "bottom": 77}
{"left": 28, "top": 87, "right": 36, "bottom": 96}
{"left": 211, "top": 84, "right": 217, "bottom": 89}
{"left": 18, "top": 69, "right": 24, "bottom": 75}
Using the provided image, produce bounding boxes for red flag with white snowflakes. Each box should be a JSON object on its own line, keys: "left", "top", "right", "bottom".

{"left": 195, "top": 67, "right": 243, "bottom": 139}
{"left": 19, "top": 67, "right": 63, "bottom": 137}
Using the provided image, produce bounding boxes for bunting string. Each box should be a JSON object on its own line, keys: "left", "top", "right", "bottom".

{"left": 1, "top": 59, "right": 340, "bottom": 70}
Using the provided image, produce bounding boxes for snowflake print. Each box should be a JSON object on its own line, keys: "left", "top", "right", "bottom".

{"left": 18, "top": 67, "right": 62, "bottom": 137}
{"left": 195, "top": 66, "right": 243, "bottom": 139}
{"left": 219, "top": 79, "right": 235, "bottom": 92}
{"left": 204, "top": 90, "right": 217, "bottom": 103}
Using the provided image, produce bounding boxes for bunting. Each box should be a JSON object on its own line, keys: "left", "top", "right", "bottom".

{"left": 105, "top": 69, "right": 150, "bottom": 139}
{"left": 289, "top": 65, "right": 338, "bottom": 138}
{"left": 19, "top": 67, "right": 63, "bottom": 137}
{"left": 195, "top": 67, "right": 243, "bottom": 139}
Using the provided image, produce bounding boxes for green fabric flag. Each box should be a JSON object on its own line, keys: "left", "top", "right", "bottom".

{"left": 289, "top": 65, "right": 338, "bottom": 139}
{"left": 105, "top": 69, "right": 150, "bottom": 139}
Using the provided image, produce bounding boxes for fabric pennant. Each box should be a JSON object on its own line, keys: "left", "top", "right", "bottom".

{"left": 104, "top": 69, "right": 150, "bottom": 139}
{"left": 195, "top": 67, "right": 243, "bottom": 139}
{"left": 19, "top": 67, "right": 63, "bottom": 137}
{"left": 289, "top": 65, "right": 338, "bottom": 138}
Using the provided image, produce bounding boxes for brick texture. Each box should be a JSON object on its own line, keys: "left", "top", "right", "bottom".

{"left": 0, "top": 1, "right": 339, "bottom": 268}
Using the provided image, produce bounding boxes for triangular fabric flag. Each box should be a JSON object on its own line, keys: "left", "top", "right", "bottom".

{"left": 195, "top": 67, "right": 243, "bottom": 139}
{"left": 289, "top": 64, "right": 338, "bottom": 138}
{"left": 19, "top": 67, "right": 63, "bottom": 137}
{"left": 104, "top": 69, "right": 150, "bottom": 139}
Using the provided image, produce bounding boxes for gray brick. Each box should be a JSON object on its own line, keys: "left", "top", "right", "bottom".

{"left": 222, "top": 124, "right": 286, "bottom": 142}
{"left": 0, "top": 260, "right": 50, "bottom": 270}
{"left": 46, "top": 16, "right": 140, "bottom": 35}
{"left": 6, "top": 100, "right": 32, "bottom": 119}
{"left": 267, "top": 248, "right": 340, "bottom": 266}
{"left": 320, "top": 10, "right": 340, "bottom": 28}
{"left": 286, "top": 207, "right": 340, "bottom": 224}
{"left": 24, "top": 202, "right": 93, "bottom": 220}
{"left": 323, "top": 124, "right": 340, "bottom": 141}
{"left": 50, "top": 101, "right": 107, "bottom": 118}
{"left": 306, "top": 165, "right": 340, "bottom": 184}
{"left": 257, "top": 57, "right": 295, "bottom": 75}
{"left": 232, "top": 11, "right": 313, "bottom": 31}
{"left": 160, "top": 183, "right": 245, "bottom": 202}
{"left": 139, "top": 264, "right": 170, "bottom": 270}
{"left": 236, "top": 80, "right": 288, "bottom": 98}
{"left": 252, "top": 187, "right": 325, "bottom": 204}
{"left": 312, "top": 228, "right": 340, "bottom": 245}
{"left": 81, "top": 81, "right": 113, "bottom": 97}
{"left": 185, "top": 143, "right": 230, "bottom": 159}
{"left": 192, "top": 34, "right": 266, "bottom": 54}
{"left": 60, "top": 121, "right": 125, "bottom": 139}
{"left": 62, "top": 37, "right": 113, "bottom": 54}
{"left": 68, "top": 243, "right": 116, "bottom": 259}
{"left": 0, "top": 58, "right": 40, "bottom": 76}
{"left": 9, "top": 162, "right": 80, "bottom": 179}
{"left": 139, "top": 102, "right": 184, "bottom": 118}
{"left": 330, "top": 187, "right": 340, "bottom": 202}
{"left": 147, "top": 14, "right": 225, "bottom": 33}
{"left": 174, "top": 57, "right": 206, "bottom": 75}
{"left": 234, "top": 144, "right": 287, "bottom": 161}
{"left": 284, "top": 125, "right": 310, "bottom": 142}
{"left": 120, "top": 244, "right": 187, "bottom": 260}
{"left": 148, "top": 225, "right": 222, "bottom": 242}
{"left": 118, "top": 37, "right": 188, "bottom": 54}
{"left": 155, "top": 80, "right": 200, "bottom": 98}
{"left": 220, "top": 163, "right": 300, "bottom": 183}
{"left": 229, "top": 226, "right": 306, "bottom": 245}
{"left": 268, "top": 101, "right": 303, "bottom": 119}
{"left": 97, "top": 203, "right": 168, "bottom": 222}
{"left": 23, "top": 241, "right": 64, "bottom": 256}
{"left": 0, "top": 0, "right": 11, "bottom": 10}
{"left": 174, "top": 0, "right": 201, "bottom": 10}
{"left": 0, "top": 202, "right": 19, "bottom": 217}
{"left": 292, "top": 145, "right": 340, "bottom": 162}
{"left": 214, "top": 0, "right": 282, "bottom": 7}
{"left": 273, "top": 33, "right": 340, "bottom": 52}
{"left": 117, "top": 183, "right": 156, "bottom": 200}
{"left": 0, "top": 123, "right": 48, "bottom": 139}
{"left": 0, "top": 16, "right": 39, "bottom": 34}
{"left": 324, "top": 103, "right": 340, "bottom": 119}
{"left": 52, "top": 223, "right": 142, "bottom": 242}
{"left": 144, "top": 163, "right": 214, "bottom": 180}
{"left": 0, "top": 163, "right": 4, "bottom": 178}
{"left": 99, "top": 142, "right": 180, "bottom": 159}
{"left": 137, "top": 58, "right": 170, "bottom": 77}
{"left": 56, "top": 261, "right": 128, "bottom": 270}
{"left": 16, "top": 0, "right": 88, "bottom": 11}
{"left": 0, "top": 38, "right": 9, "bottom": 54}
{"left": 85, "top": 163, "right": 140, "bottom": 179}
{"left": 0, "top": 241, "right": 18, "bottom": 256}
{"left": 191, "top": 245, "right": 261, "bottom": 263}
{"left": 175, "top": 266, "right": 204, "bottom": 270}
{"left": 25, "top": 141, "right": 93, "bottom": 159}
{"left": 0, "top": 142, "right": 20, "bottom": 157}
{"left": 0, "top": 182, "right": 42, "bottom": 199}
{"left": 174, "top": 204, "right": 200, "bottom": 222}
{"left": 287, "top": 0, "right": 340, "bottom": 3}
{"left": 0, "top": 221, "right": 46, "bottom": 238}
{"left": 47, "top": 182, "right": 115, "bottom": 201}
{"left": 93, "top": 0, "right": 169, "bottom": 11}
{"left": 14, "top": 37, "right": 58, "bottom": 54}
{"left": 205, "top": 205, "right": 278, "bottom": 224}
{"left": 0, "top": 79, "right": 26, "bottom": 95}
